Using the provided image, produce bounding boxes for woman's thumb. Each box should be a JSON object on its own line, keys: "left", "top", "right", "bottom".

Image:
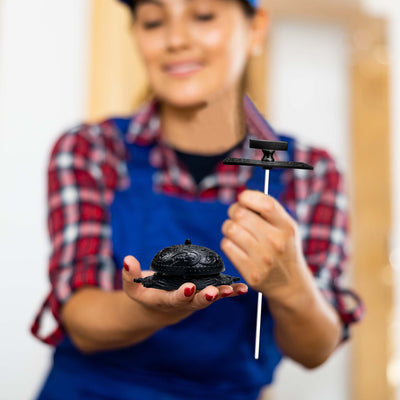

{"left": 123, "top": 255, "right": 142, "bottom": 279}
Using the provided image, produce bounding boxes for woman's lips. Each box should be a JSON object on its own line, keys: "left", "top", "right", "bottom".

{"left": 164, "top": 62, "right": 203, "bottom": 77}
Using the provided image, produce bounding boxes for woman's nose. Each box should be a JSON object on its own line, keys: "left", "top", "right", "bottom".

{"left": 165, "top": 19, "right": 190, "bottom": 51}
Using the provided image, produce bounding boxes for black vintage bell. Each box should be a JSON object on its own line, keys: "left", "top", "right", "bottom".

{"left": 134, "top": 239, "right": 240, "bottom": 291}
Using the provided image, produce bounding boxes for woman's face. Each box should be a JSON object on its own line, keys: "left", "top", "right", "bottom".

{"left": 132, "top": 0, "right": 259, "bottom": 107}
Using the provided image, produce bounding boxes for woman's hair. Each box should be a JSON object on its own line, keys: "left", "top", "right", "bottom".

{"left": 128, "top": 0, "right": 257, "bottom": 18}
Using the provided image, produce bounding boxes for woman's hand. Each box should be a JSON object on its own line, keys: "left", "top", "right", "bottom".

{"left": 61, "top": 256, "right": 248, "bottom": 354}
{"left": 123, "top": 255, "right": 248, "bottom": 327}
{"left": 221, "top": 189, "right": 342, "bottom": 367}
{"left": 221, "top": 189, "right": 312, "bottom": 304}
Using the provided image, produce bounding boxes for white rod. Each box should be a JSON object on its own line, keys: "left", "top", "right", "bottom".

{"left": 254, "top": 292, "right": 263, "bottom": 359}
{"left": 255, "top": 169, "right": 270, "bottom": 360}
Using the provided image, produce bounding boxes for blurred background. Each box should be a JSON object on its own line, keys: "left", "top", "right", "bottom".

{"left": 0, "top": 0, "right": 399, "bottom": 399}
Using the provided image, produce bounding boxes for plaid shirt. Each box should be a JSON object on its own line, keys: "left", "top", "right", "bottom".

{"left": 31, "top": 95, "right": 363, "bottom": 346}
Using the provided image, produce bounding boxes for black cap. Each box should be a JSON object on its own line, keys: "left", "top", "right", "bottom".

{"left": 118, "top": 0, "right": 259, "bottom": 8}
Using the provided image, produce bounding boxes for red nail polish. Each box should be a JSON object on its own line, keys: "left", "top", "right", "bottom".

{"left": 123, "top": 262, "right": 129, "bottom": 272}
{"left": 238, "top": 290, "right": 248, "bottom": 295}
{"left": 184, "top": 287, "right": 195, "bottom": 297}
{"left": 206, "top": 294, "right": 216, "bottom": 302}
{"left": 222, "top": 292, "right": 232, "bottom": 298}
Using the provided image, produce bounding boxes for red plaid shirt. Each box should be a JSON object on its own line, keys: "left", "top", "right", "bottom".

{"left": 31, "top": 95, "right": 363, "bottom": 346}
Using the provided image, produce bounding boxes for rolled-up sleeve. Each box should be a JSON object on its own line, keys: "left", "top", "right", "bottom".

{"left": 31, "top": 121, "right": 129, "bottom": 346}
{"left": 293, "top": 145, "right": 364, "bottom": 341}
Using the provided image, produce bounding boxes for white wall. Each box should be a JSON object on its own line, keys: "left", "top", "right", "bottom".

{"left": 0, "top": 1, "right": 90, "bottom": 399}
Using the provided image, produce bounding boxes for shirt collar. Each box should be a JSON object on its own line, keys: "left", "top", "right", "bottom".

{"left": 126, "top": 95, "right": 286, "bottom": 196}
{"left": 126, "top": 99, "right": 161, "bottom": 145}
{"left": 126, "top": 94, "right": 281, "bottom": 156}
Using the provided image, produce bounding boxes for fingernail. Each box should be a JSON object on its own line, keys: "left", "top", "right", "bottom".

{"left": 123, "top": 261, "right": 129, "bottom": 272}
{"left": 206, "top": 294, "right": 216, "bottom": 302}
{"left": 222, "top": 292, "right": 232, "bottom": 298}
{"left": 238, "top": 289, "right": 248, "bottom": 295}
{"left": 184, "top": 286, "right": 195, "bottom": 297}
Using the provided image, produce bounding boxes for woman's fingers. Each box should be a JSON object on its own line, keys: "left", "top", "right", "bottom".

{"left": 122, "top": 256, "right": 171, "bottom": 307}
{"left": 217, "top": 285, "right": 235, "bottom": 298}
{"left": 220, "top": 237, "right": 250, "bottom": 279}
{"left": 123, "top": 255, "right": 247, "bottom": 316}
{"left": 237, "top": 190, "right": 291, "bottom": 229}
{"left": 122, "top": 255, "right": 142, "bottom": 293}
{"left": 215, "top": 283, "right": 249, "bottom": 298}
{"left": 228, "top": 202, "right": 278, "bottom": 244}
{"left": 223, "top": 205, "right": 284, "bottom": 264}
{"left": 190, "top": 286, "right": 220, "bottom": 309}
{"left": 221, "top": 219, "right": 253, "bottom": 256}
{"left": 221, "top": 217, "right": 274, "bottom": 262}
{"left": 170, "top": 283, "right": 196, "bottom": 306}
{"left": 169, "top": 283, "right": 246, "bottom": 310}
{"left": 231, "top": 282, "right": 249, "bottom": 296}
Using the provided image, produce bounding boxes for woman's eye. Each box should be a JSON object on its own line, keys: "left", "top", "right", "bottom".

{"left": 142, "top": 20, "right": 163, "bottom": 29}
{"left": 195, "top": 13, "right": 215, "bottom": 21}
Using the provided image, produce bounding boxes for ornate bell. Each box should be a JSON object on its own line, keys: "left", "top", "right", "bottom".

{"left": 134, "top": 239, "right": 240, "bottom": 291}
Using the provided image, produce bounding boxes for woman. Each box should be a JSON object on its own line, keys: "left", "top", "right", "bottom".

{"left": 32, "top": 0, "right": 363, "bottom": 398}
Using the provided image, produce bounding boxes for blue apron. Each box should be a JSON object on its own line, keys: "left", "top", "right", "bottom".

{"left": 36, "top": 119, "right": 295, "bottom": 400}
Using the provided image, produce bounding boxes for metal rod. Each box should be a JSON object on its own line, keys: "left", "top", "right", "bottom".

{"left": 264, "top": 170, "right": 270, "bottom": 197}
{"left": 255, "top": 169, "right": 270, "bottom": 360}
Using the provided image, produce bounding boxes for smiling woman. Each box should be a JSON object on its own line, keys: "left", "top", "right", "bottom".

{"left": 31, "top": 0, "right": 363, "bottom": 399}
{"left": 127, "top": 0, "right": 267, "bottom": 154}
{"left": 133, "top": 0, "right": 251, "bottom": 106}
